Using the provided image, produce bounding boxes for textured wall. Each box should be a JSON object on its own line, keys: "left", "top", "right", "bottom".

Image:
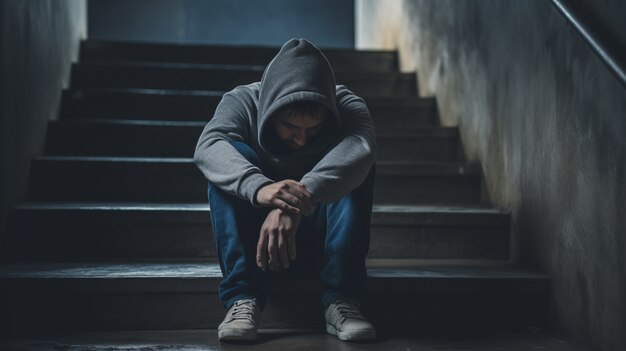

{"left": 357, "top": 1, "right": 626, "bottom": 350}
{"left": 88, "top": 0, "right": 355, "bottom": 48}
{"left": 0, "top": 0, "right": 87, "bottom": 259}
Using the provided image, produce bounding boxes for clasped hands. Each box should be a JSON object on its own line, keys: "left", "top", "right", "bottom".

{"left": 254, "top": 180, "right": 315, "bottom": 271}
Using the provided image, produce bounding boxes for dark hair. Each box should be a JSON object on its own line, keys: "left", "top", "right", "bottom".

{"left": 282, "top": 101, "right": 328, "bottom": 119}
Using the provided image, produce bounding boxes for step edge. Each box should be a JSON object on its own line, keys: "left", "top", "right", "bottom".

{"left": 74, "top": 61, "right": 415, "bottom": 77}
{"left": 81, "top": 38, "right": 398, "bottom": 55}
{"left": 49, "top": 118, "right": 456, "bottom": 137}
{"left": 64, "top": 87, "right": 434, "bottom": 104}
{"left": 13, "top": 202, "right": 508, "bottom": 214}
{"left": 0, "top": 262, "right": 549, "bottom": 281}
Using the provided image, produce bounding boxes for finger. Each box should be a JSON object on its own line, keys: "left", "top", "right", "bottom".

{"left": 293, "top": 187, "right": 313, "bottom": 202}
{"left": 295, "top": 182, "right": 319, "bottom": 206}
{"left": 277, "top": 181, "right": 313, "bottom": 213}
{"left": 267, "top": 232, "right": 278, "bottom": 270}
{"left": 288, "top": 234, "right": 297, "bottom": 261}
{"left": 284, "top": 180, "right": 313, "bottom": 200}
{"left": 272, "top": 199, "right": 300, "bottom": 215}
{"left": 282, "top": 188, "right": 313, "bottom": 215}
{"left": 256, "top": 232, "right": 268, "bottom": 270}
{"left": 278, "top": 233, "right": 290, "bottom": 268}
{"left": 294, "top": 182, "right": 313, "bottom": 196}
{"left": 278, "top": 192, "right": 311, "bottom": 214}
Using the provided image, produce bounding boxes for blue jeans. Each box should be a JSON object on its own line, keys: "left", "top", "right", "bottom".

{"left": 208, "top": 141, "right": 375, "bottom": 311}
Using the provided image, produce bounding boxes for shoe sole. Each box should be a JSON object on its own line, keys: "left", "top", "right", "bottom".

{"left": 218, "top": 329, "right": 257, "bottom": 341}
{"left": 326, "top": 323, "right": 376, "bottom": 341}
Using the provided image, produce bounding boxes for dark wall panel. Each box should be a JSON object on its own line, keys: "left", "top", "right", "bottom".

{"left": 357, "top": 1, "right": 626, "bottom": 350}
{"left": 88, "top": 0, "right": 354, "bottom": 48}
{"left": 0, "top": 0, "right": 86, "bottom": 261}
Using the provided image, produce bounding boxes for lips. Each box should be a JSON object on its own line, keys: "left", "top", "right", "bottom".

{"left": 287, "top": 143, "right": 304, "bottom": 150}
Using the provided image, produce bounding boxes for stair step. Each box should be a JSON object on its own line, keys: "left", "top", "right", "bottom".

{"left": 6, "top": 203, "right": 510, "bottom": 261}
{"left": 26, "top": 157, "right": 482, "bottom": 205}
{"left": 80, "top": 39, "right": 399, "bottom": 72}
{"left": 0, "top": 261, "right": 549, "bottom": 334}
{"left": 70, "top": 62, "right": 417, "bottom": 97}
{"left": 0, "top": 328, "right": 595, "bottom": 350}
{"left": 60, "top": 88, "right": 438, "bottom": 125}
{"left": 45, "top": 119, "right": 461, "bottom": 162}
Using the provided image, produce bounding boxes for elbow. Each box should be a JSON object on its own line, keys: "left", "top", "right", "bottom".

{"left": 367, "top": 147, "right": 377, "bottom": 171}
{"left": 366, "top": 136, "right": 378, "bottom": 165}
{"left": 193, "top": 142, "right": 205, "bottom": 167}
{"left": 370, "top": 138, "right": 378, "bottom": 163}
{"left": 193, "top": 136, "right": 217, "bottom": 166}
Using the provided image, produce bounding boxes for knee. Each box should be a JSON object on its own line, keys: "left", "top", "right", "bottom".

{"left": 229, "top": 141, "right": 263, "bottom": 167}
{"left": 326, "top": 205, "right": 367, "bottom": 240}
{"left": 325, "top": 196, "right": 372, "bottom": 253}
{"left": 326, "top": 234, "right": 353, "bottom": 256}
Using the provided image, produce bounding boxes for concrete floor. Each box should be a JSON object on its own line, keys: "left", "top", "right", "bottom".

{"left": 1, "top": 329, "right": 592, "bottom": 351}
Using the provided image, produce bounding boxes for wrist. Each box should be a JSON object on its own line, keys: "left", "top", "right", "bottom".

{"left": 253, "top": 181, "right": 272, "bottom": 207}
{"left": 275, "top": 207, "right": 302, "bottom": 218}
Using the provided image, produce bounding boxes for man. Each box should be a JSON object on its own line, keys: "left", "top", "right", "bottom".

{"left": 193, "top": 38, "right": 377, "bottom": 342}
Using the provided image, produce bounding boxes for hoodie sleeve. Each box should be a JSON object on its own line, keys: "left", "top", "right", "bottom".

{"left": 299, "top": 85, "right": 377, "bottom": 204}
{"left": 193, "top": 88, "right": 274, "bottom": 205}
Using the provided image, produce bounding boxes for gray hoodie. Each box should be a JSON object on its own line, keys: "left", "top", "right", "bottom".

{"left": 193, "top": 38, "right": 377, "bottom": 205}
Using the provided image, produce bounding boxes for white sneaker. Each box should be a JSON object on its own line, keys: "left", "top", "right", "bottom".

{"left": 324, "top": 299, "right": 376, "bottom": 341}
{"left": 218, "top": 298, "right": 260, "bottom": 341}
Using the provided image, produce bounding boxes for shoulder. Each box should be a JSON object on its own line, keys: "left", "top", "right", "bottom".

{"left": 334, "top": 84, "right": 368, "bottom": 112}
{"left": 226, "top": 82, "right": 260, "bottom": 98}
{"left": 334, "top": 84, "right": 353, "bottom": 99}
{"left": 216, "top": 82, "right": 260, "bottom": 118}
{"left": 335, "top": 84, "right": 365, "bottom": 104}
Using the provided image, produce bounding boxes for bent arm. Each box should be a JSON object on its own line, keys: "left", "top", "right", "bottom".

{"left": 193, "top": 89, "right": 273, "bottom": 205}
{"left": 299, "top": 85, "right": 377, "bottom": 204}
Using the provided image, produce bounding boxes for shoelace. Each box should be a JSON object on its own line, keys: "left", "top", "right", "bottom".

{"left": 227, "top": 300, "right": 257, "bottom": 324}
{"left": 332, "top": 300, "right": 366, "bottom": 325}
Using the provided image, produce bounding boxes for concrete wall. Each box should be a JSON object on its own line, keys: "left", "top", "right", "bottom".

{"left": 0, "top": 0, "right": 87, "bottom": 260}
{"left": 357, "top": 1, "right": 626, "bottom": 350}
{"left": 88, "top": 0, "right": 355, "bottom": 48}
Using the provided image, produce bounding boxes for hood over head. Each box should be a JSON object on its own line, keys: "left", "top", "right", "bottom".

{"left": 257, "top": 38, "right": 341, "bottom": 155}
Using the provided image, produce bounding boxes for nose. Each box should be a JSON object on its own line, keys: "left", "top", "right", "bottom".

{"left": 292, "top": 130, "right": 307, "bottom": 146}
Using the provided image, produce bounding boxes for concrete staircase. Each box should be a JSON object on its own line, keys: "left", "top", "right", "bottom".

{"left": 0, "top": 40, "right": 549, "bottom": 338}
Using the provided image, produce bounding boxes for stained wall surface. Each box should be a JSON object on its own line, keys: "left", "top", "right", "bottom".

{"left": 0, "top": 0, "right": 87, "bottom": 259}
{"left": 88, "top": 0, "right": 355, "bottom": 48}
{"left": 356, "top": 1, "right": 626, "bottom": 350}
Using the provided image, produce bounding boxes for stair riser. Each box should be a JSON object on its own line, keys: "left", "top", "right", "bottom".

{"left": 6, "top": 210, "right": 509, "bottom": 261}
{"left": 374, "top": 175, "right": 481, "bottom": 205}
{"left": 377, "top": 138, "right": 460, "bottom": 162}
{"left": 0, "top": 286, "right": 548, "bottom": 336}
{"left": 46, "top": 127, "right": 460, "bottom": 162}
{"left": 27, "top": 161, "right": 482, "bottom": 205}
{"left": 81, "top": 42, "right": 399, "bottom": 72}
{"left": 70, "top": 64, "right": 417, "bottom": 97}
{"left": 60, "top": 90, "right": 437, "bottom": 126}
